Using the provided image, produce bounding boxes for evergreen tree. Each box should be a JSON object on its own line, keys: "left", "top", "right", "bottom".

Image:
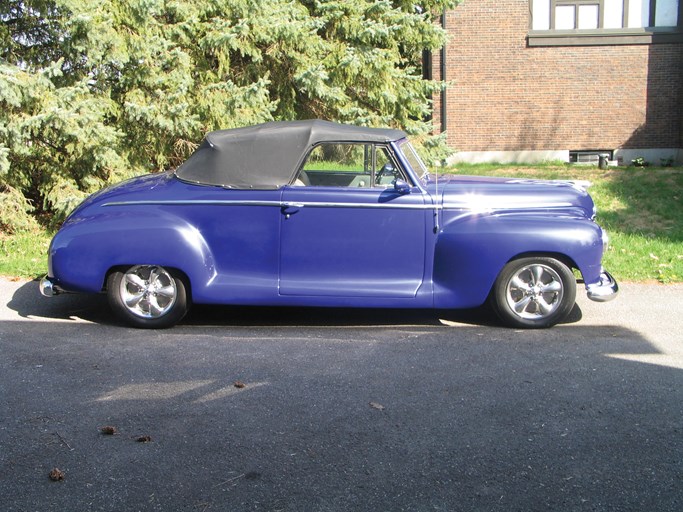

{"left": 1, "top": 0, "right": 457, "bottom": 231}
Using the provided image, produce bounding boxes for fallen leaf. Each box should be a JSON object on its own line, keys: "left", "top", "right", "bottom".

{"left": 49, "top": 468, "right": 65, "bottom": 481}
{"left": 369, "top": 402, "right": 385, "bottom": 411}
{"left": 100, "top": 426, "right": 118, "bottom": 435}
{"left": 234, "top": 381, "right": 246, "bottom": 389}
{"left": 135, "top": 435, "right": 152, "bottom": 443}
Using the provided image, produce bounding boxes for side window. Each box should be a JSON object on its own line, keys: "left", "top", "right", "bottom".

{"left": 374, "top": 146, "right": 400, "bottom": 187}
{"left": 301, "top": 143, "right": 370, "bottom": 188}
{"left": 293, "top": 143, "right": 404, "bottom": 188}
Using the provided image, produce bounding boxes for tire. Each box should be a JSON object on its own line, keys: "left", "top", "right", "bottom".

{"left": 490, "top": 257, "right": 576, "bottom": 329}
{"left": 107, "top": 265, "right": 189, "bottom": 328}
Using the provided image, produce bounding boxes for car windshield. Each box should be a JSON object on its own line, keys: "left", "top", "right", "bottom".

{"left": 398, "top": 140, "right": 430, "bottom": 182}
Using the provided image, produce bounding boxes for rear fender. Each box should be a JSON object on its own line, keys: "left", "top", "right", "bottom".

{"left": 49, "top": 209, "right": 216, "bottom": 294}
{"left": 433, "top": 213, "right": 604, "bottom": 309}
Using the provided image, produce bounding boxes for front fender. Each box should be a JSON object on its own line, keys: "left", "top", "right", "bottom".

{"left": 433, "top": 212, "right": 604, "bottom": 309}
{"left": 49, "top": 207, "right": 216, "bottom": 294}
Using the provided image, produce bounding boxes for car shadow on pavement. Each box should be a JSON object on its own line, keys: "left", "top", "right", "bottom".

{"left": 7, "top": 279, "right": 582, "bottom": 328}
{"left": 8, "top": 279, "right": 113, "bottom": 325}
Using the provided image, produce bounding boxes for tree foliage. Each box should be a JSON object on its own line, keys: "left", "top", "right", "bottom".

{"left": 1, "top": 0, "right": 456, "bottom": 231}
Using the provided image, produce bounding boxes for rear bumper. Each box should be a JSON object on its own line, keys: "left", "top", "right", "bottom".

{"left": 39, "top": 276, "right": 61, "bottom": 297}
{"left": 586, "top": 270, "right": 619, "bottom": 302}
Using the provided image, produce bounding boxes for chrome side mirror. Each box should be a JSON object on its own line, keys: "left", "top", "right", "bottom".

{"left": 393, "top": 179, "right": 411, "bottom": 195}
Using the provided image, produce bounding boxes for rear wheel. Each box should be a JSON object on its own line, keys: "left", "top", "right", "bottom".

{"left": 107, "top": 265, "right": 189, "bottom": 328}
{"left": 490, "top": 257, "right": 576, "bottom": 328}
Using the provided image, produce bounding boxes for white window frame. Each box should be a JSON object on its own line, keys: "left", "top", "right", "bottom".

{"left": 529, "top": 0, "right": 683, "bottom": 45}
{"left": 550, "top": 1, "right": 605, "bottom": 30}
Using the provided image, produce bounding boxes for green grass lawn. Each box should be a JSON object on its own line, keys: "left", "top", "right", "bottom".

{"left": 0, "top": 230, "right": 52, "bottom": 279}
{"left": 1, "top": 164, "right": 681, "bottom": 282}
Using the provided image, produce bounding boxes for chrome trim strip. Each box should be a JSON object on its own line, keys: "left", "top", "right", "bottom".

{"left": 103, "top": 199, "right": 574, "bottom": 211}
{"left": 102, "top": 200, "right": 283, "bottom": 208}
{"left": 293, "top": 202, "right": 432, "bottom": 210}
{"left": 102, "top": 199, "right": 436, "bottom": 210}
{"left": 442, "top": 201, "right": 574, "bottom": 210}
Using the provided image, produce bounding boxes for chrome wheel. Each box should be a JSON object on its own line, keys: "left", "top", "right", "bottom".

{"left": 119, "top": 265, "right": 177, "bottom": 319}
{"left": 505, "top": 263, "right": 564, "bottom": 320}
{"left": 108, "top": 265, "right": 188, "bottom": 328}
{"left": 491, "top": 257, "right": 576, "bottom": 328}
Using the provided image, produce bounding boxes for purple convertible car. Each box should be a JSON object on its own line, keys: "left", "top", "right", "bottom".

{"left": 40, "top": 120, "right": 617, "bottom": 328}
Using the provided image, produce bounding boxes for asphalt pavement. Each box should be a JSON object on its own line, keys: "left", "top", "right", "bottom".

{"left": 1, "top": 278, "right": 682, "bottom": 511}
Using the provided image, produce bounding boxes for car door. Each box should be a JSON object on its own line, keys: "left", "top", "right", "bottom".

{"left": 279, "top": 142, "right": 427, "bottom": 298}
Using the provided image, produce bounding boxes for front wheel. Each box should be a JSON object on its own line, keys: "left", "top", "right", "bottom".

{"left": 107, "top": 265, "right": 189, "bottom": 328}
{"left": 490, "top": 257, "right": 576, "bottom": 328}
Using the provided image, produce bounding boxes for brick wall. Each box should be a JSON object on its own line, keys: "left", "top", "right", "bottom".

{"left": 433, "top": 0, "right": 683, "bottom": 155}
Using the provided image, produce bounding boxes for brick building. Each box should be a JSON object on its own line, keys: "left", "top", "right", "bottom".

{"left": 432, "top": 0, "right": 683, "bottom": 165}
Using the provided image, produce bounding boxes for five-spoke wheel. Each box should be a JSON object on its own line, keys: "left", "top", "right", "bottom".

{"left": 491, "top": 257, "right": 576, "bottom": 328}
{"left": 107, "top": 265, "right": 189, "bottom": 328}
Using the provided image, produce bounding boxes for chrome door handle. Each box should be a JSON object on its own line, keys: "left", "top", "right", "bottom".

{"left": 281, "top": 203, "right": 304, "bottom": 219}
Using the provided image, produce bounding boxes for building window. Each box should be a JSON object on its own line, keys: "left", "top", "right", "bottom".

{"left": 530, "top": 0, "right": 683, "bottom": 45}
{"left": 552, "top": 2, "right": 601, "bottom": 30}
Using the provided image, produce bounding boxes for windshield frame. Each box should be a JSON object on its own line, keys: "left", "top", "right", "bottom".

{"left": 398, "top": 140, "right": 430, "bottom": 184}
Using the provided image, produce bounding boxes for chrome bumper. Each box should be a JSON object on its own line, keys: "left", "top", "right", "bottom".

{"left": 586, "top": 270, "right": 619, "bottom": 302}
{"left": 39, "top": 276, "right": 60, "bottom": 297}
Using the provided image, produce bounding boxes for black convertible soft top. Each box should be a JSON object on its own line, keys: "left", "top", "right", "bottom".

{"left": 175, "top": 119, "right": 407, "bottom": 189}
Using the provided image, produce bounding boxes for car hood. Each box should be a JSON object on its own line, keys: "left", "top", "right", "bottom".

{"left": 429, "top": 175, "right": 596, "bottom": 217}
